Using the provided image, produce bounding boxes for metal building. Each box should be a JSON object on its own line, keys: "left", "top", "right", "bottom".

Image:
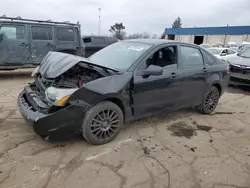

{"left": 164, "top": 26, "right": 250, "bottom": 46}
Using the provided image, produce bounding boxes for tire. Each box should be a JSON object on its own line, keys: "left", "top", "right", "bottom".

{"left": 82, "top": 101, "right": 124, "bottom": 145}
{"left": 197, "top": 86, "right": 220, "bottom": 114}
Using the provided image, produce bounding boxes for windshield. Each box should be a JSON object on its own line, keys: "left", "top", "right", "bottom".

{"left": 239, "top": 48, "right": 250, "bottom": 58}
{"left": 207, "top": 48, "right": 222, "bottom": 55}
{"left": 89, "top": 41, "right": 153, "bottom": 71}
{"left": 229, "top": 44, "right": 238, "bottom": 47}
{"left": 200, "top": 44, "right": 209, "bottom": 49}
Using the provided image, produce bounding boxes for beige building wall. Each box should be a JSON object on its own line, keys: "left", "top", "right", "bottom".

{"left": 178, "top": 35, "right": 190, "bottom": 43}
{"left": 165, "top": 34, "right": 250, "bottom": 44}
{"left": 206, "top": 35, "right": 224, "bottom": 44}
{"left": 227, "top": 35, "right": 243, "bottom": 44}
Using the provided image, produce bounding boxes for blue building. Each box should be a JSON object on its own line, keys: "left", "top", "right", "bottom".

{"left": 164, "top": 26, "right": 250, "bottom": 45}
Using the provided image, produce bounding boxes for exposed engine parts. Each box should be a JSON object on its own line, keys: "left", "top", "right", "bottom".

{"left": 53, "top": 65, "right": 103, "bottom": 88}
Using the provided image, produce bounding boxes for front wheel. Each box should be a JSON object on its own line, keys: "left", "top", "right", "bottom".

{"left": 197, "top": 86, "right": 220, "bottom": 114}
{"left": 82, "top": 101, "right": 124, "bottom": 145}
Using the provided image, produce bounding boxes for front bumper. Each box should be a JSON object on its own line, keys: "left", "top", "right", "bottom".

{"left": 229, "top": 72, "right": 250, "bottom": 86}
{"left": 18, "top": 86, "right": 90, "bottom": 141}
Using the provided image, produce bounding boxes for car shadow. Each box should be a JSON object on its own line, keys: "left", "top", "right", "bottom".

{"left": 0, "top": 69, "right": 33, "bottom": 79}
{"left": 227, "top": 85, "right": 250, "bottom": 95}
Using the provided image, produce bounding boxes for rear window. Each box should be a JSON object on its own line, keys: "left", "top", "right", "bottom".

{"left": 91, "top": 37, "right": 105, "bottom": 45}
{"left": 57, "top": 28, "right": 75, "bottom": 41}
{"left": 106, "top": 37, "right": 118, "bottom": 45}
{"left": 32, "top": 26, "right": 52, "bottom": 40}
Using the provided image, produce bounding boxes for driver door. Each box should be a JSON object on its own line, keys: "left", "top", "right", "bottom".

{"left": 132, "top": 45, "right": 183, "bottom": 118}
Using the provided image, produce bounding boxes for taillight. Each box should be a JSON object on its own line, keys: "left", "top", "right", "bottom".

{"left": 227, "top": 64, "right": 230, "bottom": 73}
{"left": 81, "top": 48, "right": 85, "bottom": 57}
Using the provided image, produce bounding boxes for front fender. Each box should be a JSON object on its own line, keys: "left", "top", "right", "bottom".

{"left": 69, "top": 72, "right": 133, "bottom": 105}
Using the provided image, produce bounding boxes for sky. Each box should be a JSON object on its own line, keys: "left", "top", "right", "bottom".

{"left": 1, "top": 0, "right": 250, "bottom": 37}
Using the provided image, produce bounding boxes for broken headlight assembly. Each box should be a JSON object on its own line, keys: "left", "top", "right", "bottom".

{"left": 45, "top": 87, "right": 78, "bottom": 106}
{"left": 31, "top": 66, "right": 40, "bottom": 77}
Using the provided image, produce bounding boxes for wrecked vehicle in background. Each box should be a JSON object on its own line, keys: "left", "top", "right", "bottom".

{"left": 228, "top": 47, "right": 250, "bottom": 86}
{"left": 18, "top": 39, "right": 229, "bottom": 145}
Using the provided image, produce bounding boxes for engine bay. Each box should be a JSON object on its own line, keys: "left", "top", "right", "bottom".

{"left": 53, "top": 65, "right": 104, "bottom": 88}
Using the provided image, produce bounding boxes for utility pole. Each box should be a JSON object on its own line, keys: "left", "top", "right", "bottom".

{"left": 98, "top": 8, "right": 101, "bottom": 36}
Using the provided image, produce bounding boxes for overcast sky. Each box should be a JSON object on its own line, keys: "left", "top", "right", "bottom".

{"left": 1, "top": 0, "right": 250, "bottom": 36}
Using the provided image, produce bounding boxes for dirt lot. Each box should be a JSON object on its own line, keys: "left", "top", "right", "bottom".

{"left": 0, "top": 69, "right": 250, "bottom": 188}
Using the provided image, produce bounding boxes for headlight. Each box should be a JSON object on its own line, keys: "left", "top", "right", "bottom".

{"left": 45, "top": 87, "right": 77, "bottom": 106}
{"left": 31, "top": 66, "right": 40, "bottom": 77}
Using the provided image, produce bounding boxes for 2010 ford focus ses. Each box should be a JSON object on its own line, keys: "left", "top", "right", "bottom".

{"left": 18, "top": 39, "right": 230, "bottom": 145}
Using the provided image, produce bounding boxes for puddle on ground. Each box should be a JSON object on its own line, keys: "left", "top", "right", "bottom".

{"left": 167, "top": 122, "right": 213, "bottom": 139}
{"left": 167, "top": 122, "right": 197, "bottom": 139}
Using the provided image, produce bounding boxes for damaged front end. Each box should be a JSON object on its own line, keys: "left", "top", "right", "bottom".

{"left": 18, "top": 52, "right": 116, "bottom": 141}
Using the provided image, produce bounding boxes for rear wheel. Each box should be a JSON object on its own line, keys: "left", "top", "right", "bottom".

{"left": 197, "top": 86, "right": 220, "bottom": 114}
{"left": 82, "top": 101, "right": 124, "bottom": 145}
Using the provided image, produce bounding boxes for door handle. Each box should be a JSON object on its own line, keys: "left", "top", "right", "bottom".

{"left": 20, "top": 42, "right": 28, "bottom": 46}
{"left": 202, "top": 67, "right": 207, "bottom": 72}
{"left": 170, "top": 72, "right": 177, "bottom": 79}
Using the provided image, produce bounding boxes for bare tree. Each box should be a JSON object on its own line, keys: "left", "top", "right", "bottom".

{"left": 127, "top": 32, "right": 151, "bottom": 39}
{"left": 172, "top": 17, "right": 182, "bottom": 28}
{"left": 109, "top": 23, "right": 126, "bottom": 40}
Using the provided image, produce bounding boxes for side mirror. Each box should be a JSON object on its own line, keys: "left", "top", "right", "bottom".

{"left": 221, "top": 52, "right": 227, "bottom": 56}
{"left": 0, "top": 33, "right": 3, "bottom": 41}
{"left": 138, "top": 65, "right": 163, "bottom": 76}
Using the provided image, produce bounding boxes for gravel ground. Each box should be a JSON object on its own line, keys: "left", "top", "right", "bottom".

{"left": 0, "top": 69, "right": 250, "bottom": 188}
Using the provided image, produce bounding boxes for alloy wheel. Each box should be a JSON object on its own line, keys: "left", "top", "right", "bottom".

{"left": 204, "top": 88, "right": 219, "bottom": 112}
{"left": 90, "top": 109, "right": 120, "bottom": 141}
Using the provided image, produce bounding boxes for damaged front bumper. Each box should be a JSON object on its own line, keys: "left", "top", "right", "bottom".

{"left": 17, "top": 85, "right": 90, "bottom": 141}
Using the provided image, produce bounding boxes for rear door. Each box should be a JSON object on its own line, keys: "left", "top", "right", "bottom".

{"left": 0, "top": 23, "right": 29, "bottom": 65}
{"left": 178, "top": 45, "right": 207, "bottom": 106}
{"left": 30, "top": 25, "right": 54, "bottom": 64}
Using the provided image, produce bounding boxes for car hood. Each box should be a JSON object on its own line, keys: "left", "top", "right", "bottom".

{"left": 38, "top": 51, "right": 115, "bottom": 79}
{"left": 227, "top": 55, "right": 250, "bottom": 66}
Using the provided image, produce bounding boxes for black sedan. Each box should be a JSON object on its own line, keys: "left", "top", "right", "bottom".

{"left": 18, "top": 39, "right": 229, "bottom": 145}
{"left": 227, "top": 47, "right": 250, "bottom": 86}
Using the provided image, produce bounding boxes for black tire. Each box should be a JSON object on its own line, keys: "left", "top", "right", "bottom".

{"left": 197, "top": 86, "right": 220, "bottom": 114}
{"left": 82, "top": 101, "right": 124, "bottom": 145}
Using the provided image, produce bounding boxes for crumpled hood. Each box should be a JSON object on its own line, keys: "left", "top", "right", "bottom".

{"left": 38, "top": 51, "right": 93, "bottom": 79}
{"left": 227, "top": 55, "right": 250, "bottom": 66}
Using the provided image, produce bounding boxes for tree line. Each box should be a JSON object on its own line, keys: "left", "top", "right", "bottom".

{"left": 109, "top": 17, "right": 182, "bottom": 40}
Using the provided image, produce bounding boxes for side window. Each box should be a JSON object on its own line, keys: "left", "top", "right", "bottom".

{"left": 145, "top": 46, "right": 177, "bottom": 69}
{"left": 57, "top": 28, "right": 75, "bottom": 41}
{"left": 228, "top": 49, "right": 236, "bottom": 55}
{"left": 32, "top": 26, "right": 52, "bottom": 40}
{"left": 201, "top": 49, "right": 216, "bottom": 65}
{"left": 83, "top": 37, "right": 91, "bottom": 43}
{"left": 92, "top": 37, "right": 105, "bottom": 45}
{"left": 222, "top": 49, "right": 228, "bottom": 55}
{"left": 106, "top": 37, "right": 118, "bottom": 45}
{"left": 0, "top": 25, "right": 25, "bottom": 40}
{"left": 180, "top": 46, "right": 203, "bottom": 67}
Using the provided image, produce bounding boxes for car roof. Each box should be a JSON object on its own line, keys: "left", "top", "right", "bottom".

{"left": 209, "top": 47, "right": 229, "bottom": 50}
{"left": 124, "top": 39, "right": 198, "bottom": 47}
